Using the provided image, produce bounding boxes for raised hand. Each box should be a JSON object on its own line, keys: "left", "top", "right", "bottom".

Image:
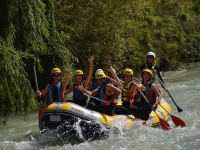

{"left": 88, "top": 56, "right": 94, "bottom": 63}
{"left": 64, "top": 67, "right": 70, "bottom": 74}
{"left": 107, "top": 60, "right": 112, "bottom": 66}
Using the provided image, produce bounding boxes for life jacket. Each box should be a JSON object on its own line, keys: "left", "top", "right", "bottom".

{"left": 48, "top": 82, "right": 64, "bottom": 104}
{"left": 145, "top": 64, "right": 156, "bottom": 82}
{"left": 121, "top": 82, "right": 135, "bottom": 103}
{"left": 105, "top": 79, "right": 115, "bottom": 86}
{"left": 91, "top": 80, "right": 99, "bottom": 91}
{"left": 73, "top": 81, "right": 88, "bottom": 102}
{"left": 134, "top": 89, "right": 141, "bottom": 102}
{"left": 141, "top": 81, "right": 156, "bottom": 105}
{"left": 98, "top": 83, "right": 117, "bottom": 106}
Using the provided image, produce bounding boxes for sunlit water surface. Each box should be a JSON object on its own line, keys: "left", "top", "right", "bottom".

{"left": 0, "top": 63, "right": 200, "bottom": 150}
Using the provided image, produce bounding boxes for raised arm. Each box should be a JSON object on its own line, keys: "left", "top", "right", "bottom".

{"left": 106, "top": 75, "right": 119, "bottom": 87}
{"left": 62, "top": 67, "right": 70, "bottom": 93}
{"left": 36, "top": 84, "right": 49, "bottom": 98}
{"left": 84, "top": 56, "right": 94, "bottom": 88}
{"left": 107, "top": 60, "right": 123, "bottom": 86}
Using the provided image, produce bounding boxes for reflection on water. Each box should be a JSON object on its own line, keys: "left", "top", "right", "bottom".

{"left": 0, "top": 63, "right": 200, "bottom": 150}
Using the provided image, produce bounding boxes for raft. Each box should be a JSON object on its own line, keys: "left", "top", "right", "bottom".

{"left": 39, "top": 98, "right": 171, "bottom": 139}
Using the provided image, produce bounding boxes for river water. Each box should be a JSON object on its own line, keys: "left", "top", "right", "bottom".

{"left": 0, "top": 62, "right": 200, "bottom": 150}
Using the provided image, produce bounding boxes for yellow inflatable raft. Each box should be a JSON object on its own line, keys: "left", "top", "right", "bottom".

{"left": 39, "top": 98, "right": 171, "bottom": 139}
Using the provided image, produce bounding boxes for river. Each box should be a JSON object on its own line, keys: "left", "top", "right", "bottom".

{"left": 0, "top": 62, "right": 200, "bottom": 150}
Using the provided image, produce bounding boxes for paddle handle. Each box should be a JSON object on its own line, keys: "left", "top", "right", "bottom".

{"left": 109, "top": 66, "right": 124, "bottom": 90}
{"left": 33, "top": 63, "right": 39, "bottom": 91}
{"left": 68, "top": 60, "right": 76, "bottom": 70}
{"left": 109, "top": 66, "right": 132, "bottom": 105}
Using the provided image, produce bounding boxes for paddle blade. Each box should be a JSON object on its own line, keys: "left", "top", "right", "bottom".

{"left": 170, "top": 114, "right": 186, "bottom": 127}
{"left": 177, "top": 107, "right": 183, "bottom": 113}
{"left": 158, "top": 116, "right": 172, "bottom": 130}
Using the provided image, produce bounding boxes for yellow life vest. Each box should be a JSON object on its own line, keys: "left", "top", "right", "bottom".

{"left": 121, "top": 82, "right": 135, "bottom": 102}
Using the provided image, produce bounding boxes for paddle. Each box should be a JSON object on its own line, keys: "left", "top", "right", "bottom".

{"left": 158, "top": 103, "right": 186, "bottom": 127}
{"left": 138, "top": 90, "right": 172, "bottom": 130}
{"left": 84, "top": 93, "right": 149, "bottom": 121}
{"left": 33, "top": 63, "right": 43, "bottom": 120}
{"left": 156, "top": 74, "right": 183, "bottom": 113}
{"left": 69, "top": 59, "right": 77, "bottom": 69}
{"left": 108, "top": 65, "right": 132, "bottom": 104}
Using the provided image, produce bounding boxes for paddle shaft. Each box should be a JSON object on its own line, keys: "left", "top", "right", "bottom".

{"left": 33, "top": 63, "right": 39, "bottom": 91}
{"left": 83, "top": 93, "right": 105, "bottom": 103}
{"left": 109, "top": 66, "right": 132, "bottom": 105}
{"left": 33, "top": 63, "right": 43, "bottom": 120}
{"left": 84, "top": 92, "right": 149, "bottom": 120}
{"left": 68, "top": 60, "right": 77, "bottom": 69}
{"left": 156, "top": 74, "right": 183, "bottom": 112}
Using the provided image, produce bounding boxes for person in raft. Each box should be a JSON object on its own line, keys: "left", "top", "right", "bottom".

{"left": 64, "top": 56, "right": 94, "bottom": 107}
{"left": 134, "top": 69, "right": 162, "bottom": 113}
{"left": 107, "top": 60, "right": 145, "bottom": 109}
{"left": 36, "top": 67, "right": 70, "bottom": 106}
{"left": 78, "top": 70, "right": 120, "bottom": 116}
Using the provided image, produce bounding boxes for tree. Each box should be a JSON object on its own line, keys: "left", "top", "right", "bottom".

{"left": 0, "top": 0, "right": 72, "bottom": 124}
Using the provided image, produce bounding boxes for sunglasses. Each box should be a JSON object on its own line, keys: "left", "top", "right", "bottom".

{"left": 53, "top": 74, "right": 60, "bottom": 77}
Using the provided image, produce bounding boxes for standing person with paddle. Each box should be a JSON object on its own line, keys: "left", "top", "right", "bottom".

{"left": 140, "top": 51, "right": 168, "bottom": 92}
{"left": 36, "top": 67, "right": 70, "bottom": 119}
{"left": 141, "top": 52, "right": 183, "bottom": 113}
{"left": 65, "top": 56, "right": 94, "bottom": 107}
{"left": 78, "top": 70, "right": 120, "bottom": 116}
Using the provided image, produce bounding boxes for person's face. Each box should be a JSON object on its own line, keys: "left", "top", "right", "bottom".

{"left": 75, "top": 75, "right": 83, "bottom": 82}
{"left": 124, "top": 75, "right": 132, "bottom": 82}
{"left": 96, "top": 78, "right": 106, "bottom": 85}
{"left": 52, "top": 74, "right": 61, "bottom": 81}
{"left": 142, "top": 72, "right": 150, "bottom": 81}
{"left": 147, "top": 56, "right": 154, "bottom": 64}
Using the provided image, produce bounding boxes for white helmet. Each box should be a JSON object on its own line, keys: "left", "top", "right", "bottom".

{"left": 147, "top": 51, "right": 155, "bottom": 59}
{"left": 95, "top": 69, "right": 104, "bottom": 76}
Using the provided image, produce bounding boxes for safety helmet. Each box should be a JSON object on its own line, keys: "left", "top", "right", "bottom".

{"left": 123, "top": 68, "right": 134, "bottom": 76}
{"left": 95, "top": 69, "right": 103, "bottom": 76}
{"left": 142, "top": 69, "right": 152, "bottom": 75}
{"left": 95, "top": 71, "right": 106, "bottom": 79}
{"left": 147, "top": 51, "right": 155, "bottom": 59}
{"left": 107, "top": 68, "right": 116, "bottom": 74}
{"left": 51, "top": 68, "right": 61, "bottom": 75}
{"left": 74, "top": 70, "right": 84, "bottom": 76}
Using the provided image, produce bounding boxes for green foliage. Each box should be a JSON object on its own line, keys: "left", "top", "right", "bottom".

{"left": 0, "top": 0, "right": 72, "bottom": 124}
{"left": 0, "top": 38, "right": 36, "bottom": 123}
{"left": 1, "top": 0, "right": 200, "bottom": 124}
